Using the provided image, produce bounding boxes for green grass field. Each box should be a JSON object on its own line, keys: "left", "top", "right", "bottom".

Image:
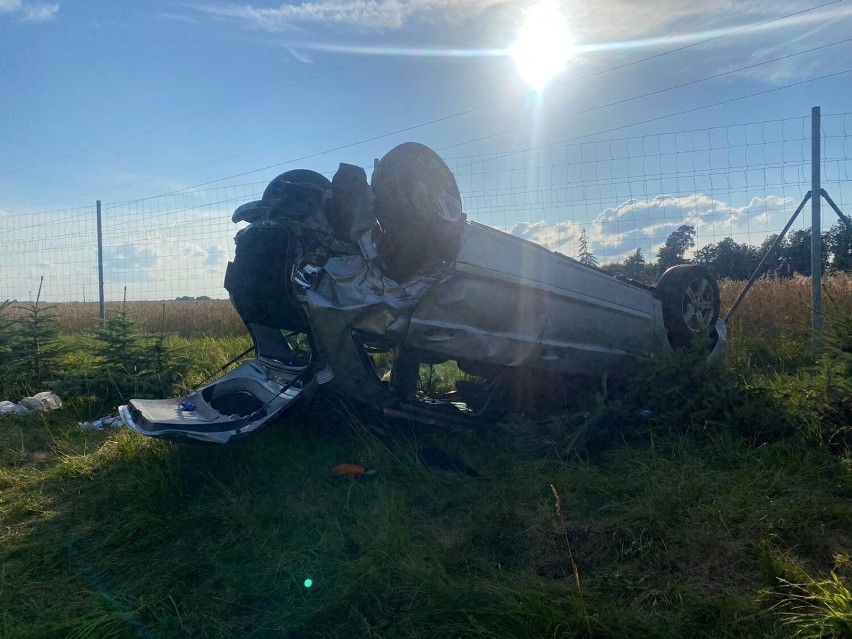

{"left": 1, "top": 278, "right": 851, "bottom": 638}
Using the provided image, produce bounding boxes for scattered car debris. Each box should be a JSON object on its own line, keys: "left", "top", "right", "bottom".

{"left": 0, "top": 392, "right": 63, "bottom": 415}
{"left": 331, "top": 464, "right": 378, "bottom": 478}
{"left": 78, "top": 416, "right": 123, "bottom": 431}
{"left": 120, "top": 142, "right": 727, "bottom": 444}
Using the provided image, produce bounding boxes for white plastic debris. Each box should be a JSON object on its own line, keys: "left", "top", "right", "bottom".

{"left": 78, "top": 416, "right": 123, "bottom": 431}
{"left": 19, "top": 391, "right": 63, "bottom": 412}
{"left": 0, "top": 400, "right": 32, "bottom": 415}
{"left": 0, "top": 392, "right": 63, "bottom": 415}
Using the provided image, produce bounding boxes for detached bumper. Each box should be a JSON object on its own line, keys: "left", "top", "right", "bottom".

{"left": 119, "top": 360, "right": 314, "bottom": 444}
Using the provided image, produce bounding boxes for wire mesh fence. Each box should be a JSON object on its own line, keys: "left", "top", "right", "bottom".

{"left": 449, "top": 112, "right": 851, "bottom": 263}
{"left": 1, "top": 112, "right": 849, "bottom": 304}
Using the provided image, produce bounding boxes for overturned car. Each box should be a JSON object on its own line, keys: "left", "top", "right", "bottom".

{"left": 120, "top": 143, "right": 726, "bottom": 443}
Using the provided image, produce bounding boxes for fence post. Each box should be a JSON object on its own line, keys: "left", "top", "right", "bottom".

{"left": 97, "top": 200, "right": 105, "bottom": 321}
{"left": 810, "top": 107, "right": 822, "bottom": 348}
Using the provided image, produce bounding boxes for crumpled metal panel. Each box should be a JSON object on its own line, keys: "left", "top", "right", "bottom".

{"left": 407, "top": 273, "right": 550, "bottom": 368}
{"left": 303, "top": 250, "right": 444, "bottom": 402}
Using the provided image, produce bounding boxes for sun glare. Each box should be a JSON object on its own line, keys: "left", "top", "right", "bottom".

{"left": 511, "top": 1, "right": 575, "bottom": 90}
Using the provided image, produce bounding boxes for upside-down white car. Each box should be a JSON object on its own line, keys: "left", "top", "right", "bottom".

{"left": 120, "top": 143, "right": 725, "bottom": 443}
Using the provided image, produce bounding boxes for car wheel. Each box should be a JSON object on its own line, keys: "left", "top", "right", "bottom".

{"left": 656, "top": 264, "right": 720, "bottom": 348}
{"left": 263, "top": 169, "right": 331, "bottom": 199}
{"left": 371, "top": 143, "right": 466, "bottom": 280}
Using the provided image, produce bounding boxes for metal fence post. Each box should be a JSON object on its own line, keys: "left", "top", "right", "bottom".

{"left": 811, "top": 106, "right": 822, "bottom": 349}
{"left": 97, "top": 200, "right": 105, "bottom": 321}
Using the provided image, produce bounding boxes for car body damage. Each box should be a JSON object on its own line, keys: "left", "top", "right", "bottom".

{"left": 120, "top": 143, "right": 726, "bottom": 443}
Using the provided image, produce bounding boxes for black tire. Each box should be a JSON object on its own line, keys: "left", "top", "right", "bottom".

{"left": 656, "top": 264, "right": 720, "bottom": 348}
{"left": 232, "top": 170, "right": 332, "bottom": 224}
{"left": 263, "top": 169, "right": 331, "bottom": 200}
{"left": 371, "top": 143, "right": 465, "bottom": 280}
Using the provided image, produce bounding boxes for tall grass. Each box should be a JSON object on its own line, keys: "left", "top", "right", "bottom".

{"left": 720, "top": 274, "right": 852, "bottom": 343}
{"left": 6, "top": 274, "right": 851, "bottom": 340}
{"left": 5, "top": 299, "right": 246, "bottom": 337}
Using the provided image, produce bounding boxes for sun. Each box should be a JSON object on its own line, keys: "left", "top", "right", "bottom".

{"left": 511, "top": 1, "right": 575, "bottom": 91}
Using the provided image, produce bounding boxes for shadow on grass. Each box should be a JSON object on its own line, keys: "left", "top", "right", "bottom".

{"left": 1, "top": 391, "right": 850, "bottom": 638}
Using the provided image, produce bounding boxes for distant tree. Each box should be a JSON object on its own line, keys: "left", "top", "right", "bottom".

{"left": 778, "top": 229, "right": 830, "bottom": 276}
{"left": 623, "top": 247, "right": 644, "bottom": 269}
{"left": 693, "top": 237, "right": 760, "bottom": 280}
{"left": 578, "top": 227, "right": 598, "bottom": 267}
{"left": 622, "top": 247, "right": 652, "bottom": 282}
{"left": 656, "top": 224, "right": 695, "bottom": 273}
{"left": 757, "top": 234, "right": 783, "bottom": 276}
{"left": 825, "top": 221, "right": 852, "bottom": 271}
{"left": 782, "top": 230, "right": 811, "bottom": 276}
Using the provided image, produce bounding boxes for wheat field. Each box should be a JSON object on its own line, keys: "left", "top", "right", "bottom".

{"left": 7, "top": 274, "right": 851, "bottom": 340}
{"left": 9, "top": 298, "right": 245, "bottom": 337}
{"left": 720, "top": 273, "right": 852, "bottom": 342}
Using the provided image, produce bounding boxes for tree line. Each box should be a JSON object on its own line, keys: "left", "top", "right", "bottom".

{"left": 575, "top": 221, "right": 852, "bottom": 283}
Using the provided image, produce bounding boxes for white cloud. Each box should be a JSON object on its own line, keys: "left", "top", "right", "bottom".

{"left": 155, "top": 12, "right": 202, "bottom": 25}
{"left": 590, "top": 193, "right": 795, "bottom": 260}
{"left": 577, "top": 1, "right": 852, "bottom": 88}
{"left": 103, "top": 243, "right": 157, "bottom": 283}
{"left": 718, "top": 13, "right": 852, "bottom": 85}
{"left": 195, "top": 0, "right": 400, "bottom": 32}
{"left": 182, "top": 0, "right": 852, "bottom": 87}
{"left": 287, "top": 46, "right": 314, "bottom": 63}
{"left": 194, "top": 0, "right": 811, "bottom": 36}
{"left": 21, "top": 2, "right": 58, "bottom": 22}
{"left": 507, "top": 219, "right": 578, "bottom": 256}
{"left": 1, "top": 0, "right": 58, "bottom": 22}
{"left": 204, "top": 244, "right": 228, "bottom": 267}
{"left": 0, "top": 0, "right": 22, "bottom": 13}
{"left": 499, "top": 193, "right": 798, "bottom": 264}
{"left": 193, "top": 0, "right": 506, "bottom": 32}
{"left": 571, "top": 0, "right": 810, "bottom": 41}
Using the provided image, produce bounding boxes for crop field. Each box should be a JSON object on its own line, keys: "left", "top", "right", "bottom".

{"left": 4, "top": 298, "right": 247, "bottom": 338}
{"left": 4, "top": 274, "right": 850, "bottom": 340}
{"left": 0, "top": 276, "right": 850, "bottom": 638}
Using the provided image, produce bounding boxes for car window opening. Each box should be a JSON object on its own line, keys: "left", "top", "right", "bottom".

{"left": 250, "top": 324, "right": 313, "bottom": 369}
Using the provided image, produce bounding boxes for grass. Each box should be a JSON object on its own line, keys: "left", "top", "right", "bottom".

{"left": 1, "top": 275, "right": 851, "bottom": 637}
{"left": 1, "top": 395, "right": 850, "bottom": 637}
{"left": 769, "top": 553, "right": 852, "bottom": 639}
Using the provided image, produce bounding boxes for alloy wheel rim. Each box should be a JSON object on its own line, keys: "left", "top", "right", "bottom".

{"left": 681, "top": 277, "right": 716, "bottom": 331}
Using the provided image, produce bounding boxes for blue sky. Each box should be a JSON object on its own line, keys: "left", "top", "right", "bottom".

{"left": 1, "top": 0, "right": 852, "bottom": 300}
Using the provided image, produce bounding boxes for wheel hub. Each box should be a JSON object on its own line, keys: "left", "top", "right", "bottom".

{"left": 681, "top": 277, "right": 716, "bottom": 331}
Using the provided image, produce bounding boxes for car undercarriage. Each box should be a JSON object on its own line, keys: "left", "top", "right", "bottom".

{"left": 120, "top": 143, "right": 726, "bottom": 443}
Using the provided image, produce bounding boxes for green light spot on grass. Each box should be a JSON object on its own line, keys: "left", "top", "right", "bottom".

{"left": 304, "top": 579, "right": 313, "bottom": 588}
